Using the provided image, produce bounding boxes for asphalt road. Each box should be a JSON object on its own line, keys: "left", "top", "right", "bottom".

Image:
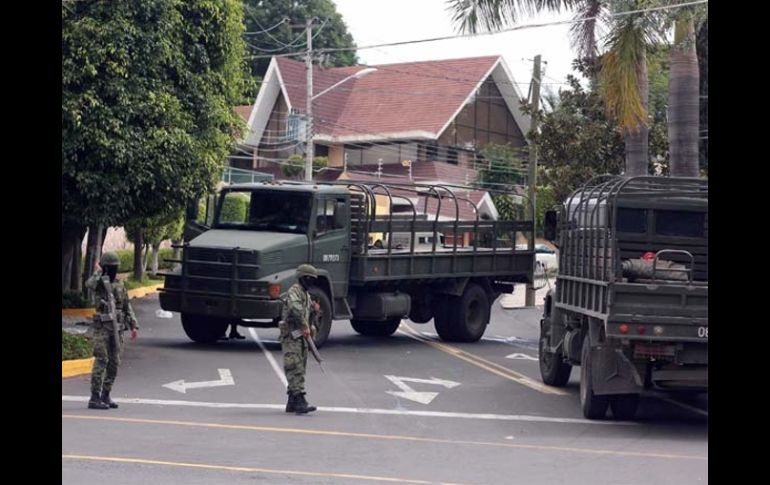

{"left": 63, "top": 293, "right": 707, "bottom": 485}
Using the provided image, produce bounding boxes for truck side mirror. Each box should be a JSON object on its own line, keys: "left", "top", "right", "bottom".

{"left": 544, "top": 209, "right": 558, "bottom": 242}
{"left": 186, "top": 198, "right": 199, "bottom": 221}
{"left": 334, "top": 202, "right": 348, "bottom": 229}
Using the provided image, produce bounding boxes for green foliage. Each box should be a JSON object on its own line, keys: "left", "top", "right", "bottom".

{"left": 115, "top": 248, "right": 174, "bottom": 272}
{"left": 242, "top": 0, "right": 358, "bottom": 98}
{"left": 219, "top": 192, "right": 249, "bottom": 223}
{"left": 535, "top": 184, "right": 557, "bottom": 237}
{"left": 476, "top": 143, "right": 526, "bottom": 190}
{"left": 696, "top": 18, "right": 707, "bottom": 175}
{"left": 123, "top": 276, "right": 164, "bottom": 290}
{"left": 62, "top": 290, "right": 89, "bottom": 309}
{"left": 62, "top": 331, "right": 93, "bottom": 361}
{"left": 62, "top": 0, "right": 248, "bottom": 231}
{"left": 527, "top": 64, "right": 625, "bottom": 204}
{"left": 281, "top": 154, "right": 329, "bottom": 179}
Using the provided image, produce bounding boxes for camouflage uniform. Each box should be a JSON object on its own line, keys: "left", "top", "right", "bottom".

{"left": 86, "top": 272, "right": 139, "bottom": 400}
{"left": 280, "top": 264, "right": 319, "bottom": 414}
{"left": 280, "top": 283, "right": 311, "bottom": 394}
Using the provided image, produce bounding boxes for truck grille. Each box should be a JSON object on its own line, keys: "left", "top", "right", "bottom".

{"left": 187, "top": 248, "right": 258, "bottom": 265}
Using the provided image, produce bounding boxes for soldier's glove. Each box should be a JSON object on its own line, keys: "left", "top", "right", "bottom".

{"left": 302, "top": 328, "right": 311, "bottom": 338}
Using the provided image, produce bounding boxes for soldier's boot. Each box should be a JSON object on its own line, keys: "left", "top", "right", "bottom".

{"left": 88, "top": 392, "right": 109, "bottom": 410}
{"left": 293, "top": 392, "right": 317, "bottom": 414}
{"left": 285, "top": 391, "right": 297, "bottom": 413}
{"left": 100, "top": 390, "right": 119, "bottom": 409}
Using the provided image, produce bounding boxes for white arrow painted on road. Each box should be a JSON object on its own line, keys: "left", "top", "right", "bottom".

{"left": 162, "top": 368, "right": 234, "bottom": 394}
{"left": 505, "top": 353, "right": 538, "bottom": 361}
{"left": 384, "top": 375, "right": 460, "bottom": 405}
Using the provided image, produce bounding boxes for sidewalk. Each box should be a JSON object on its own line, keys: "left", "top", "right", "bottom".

{"left": 498, "top": 281, "right": 552, "bottom": 309}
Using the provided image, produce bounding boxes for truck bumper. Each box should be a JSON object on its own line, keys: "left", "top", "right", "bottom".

{"left": 159, "top": 289, "right": 283, "bottom": 319}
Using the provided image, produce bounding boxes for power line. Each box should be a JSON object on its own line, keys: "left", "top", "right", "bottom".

{"left": 246, "top": 1, "right": 708, "bottom": 60}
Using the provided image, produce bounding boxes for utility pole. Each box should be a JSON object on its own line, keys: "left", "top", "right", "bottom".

{"left": 525, "top": 54, "right": 541, "bottom": 307}
{"left": 305, "top": 18, "right": 314, "bottom": 182}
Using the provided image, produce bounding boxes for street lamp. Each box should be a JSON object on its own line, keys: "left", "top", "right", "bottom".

{"left": 305, "top": 67, "right": 377, "bottom": 181}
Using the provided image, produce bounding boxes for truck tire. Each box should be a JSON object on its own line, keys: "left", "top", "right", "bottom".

{"left": 350, "top": 317, "right": 401, "bottom": 336}
{"left": 181, "top": 313, "right": 229, "bottom": 344}
{"left": 308, "top": 287, "right": 332, "bottom": 349}
{"left": 610, "top": 394, "right": 639, "bottom": 420}
{"left": 580, "top": 335, "right": 610, "bottom": 419}
{"left": 538, "top": 317, "right": 572, "bottom": 387}
{"left": 433, "top": 295, "right": 457, "bottom": 341}
{"left": 450, "top": 283, "right": 489, "bottom": 342}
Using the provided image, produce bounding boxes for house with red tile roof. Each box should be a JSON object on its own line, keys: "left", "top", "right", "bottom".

{"left": 236, "top": 55, "right": 530, "bottom": 227}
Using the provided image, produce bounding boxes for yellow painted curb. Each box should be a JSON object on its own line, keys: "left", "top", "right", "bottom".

{"left": 62, "top": 357, "right": 95, "bottom": 378}
{"left": 127, "top": 283, "right": 164, "bottom": 300}
{"left": 62, "top": 308, "right": 96, "bottom": 318}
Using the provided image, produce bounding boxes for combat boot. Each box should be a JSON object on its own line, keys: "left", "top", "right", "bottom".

{"left": 293, "top": 392, "right": 316, "bottom": 414}
{"left": 100, "top": 390, "right": 118, "bottom": 409}
{"left": 285, "top": 391, "right": 297, "bottom": 413}
{"left": 88, "top": 392, "right": 109, "bottom": 410}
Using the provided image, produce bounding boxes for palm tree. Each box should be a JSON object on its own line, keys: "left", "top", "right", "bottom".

{"left": 448, "top": 0, "right": 705, "bottom": 178}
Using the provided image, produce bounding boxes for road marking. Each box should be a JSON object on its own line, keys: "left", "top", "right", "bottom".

{"left": 162, "top": 369, "right": 234, "bottom": 394}
{"left": 62, "top": 454, "right": 448, "bottom": 484}
{"left": 399, "top": 323, "right": 567, "bottom": 396}
{"left": 656, "top": 396, "right": 709, "bottom": 417}
{"left": 384, "top": 375, "right": 461, "bottom": 405}
{"left": 248, "top": 328, "right": 287, "bottom": 387}
{"left": 505, "top": 353, "right": 538, "bottom": 361}
{"left": 62, "top": 395, "right": 630, "bottom": 426}
{"left": 62, "top": 415, "right": 704, "bottom": 460}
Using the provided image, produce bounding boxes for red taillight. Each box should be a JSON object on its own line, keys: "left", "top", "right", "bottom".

{"left": 618, "top": 324, "right": 629, "bottom": 334}
{"left": 636, "top": 325, "right": 646, "bottom": 335}
{"left": 268, "top": 283, "right": 281, "bottom": 299}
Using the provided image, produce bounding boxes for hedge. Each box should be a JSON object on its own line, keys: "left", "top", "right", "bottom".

{"left": 62, "top": 331, "right": 92, "bottom": 361}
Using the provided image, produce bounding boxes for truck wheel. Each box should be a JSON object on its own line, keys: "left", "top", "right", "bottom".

{"left": 308, "top": 287, "right": 332, "bottom": 349}
{"left": 433, "top": 295, "right": 457, "bottom": 341}
{"left": 610, "top": 394, "right": 639, "bottom": 420}
{"left": 181, "top": 313, "right": 229, "bottom": 343}
{"left": 451, "top": 283, "right": 489, "bottom": 342}
{"left": 580, "top": 336, "right": 610, "bottom": 419}
{"left": 350, "top": 318, "right": 401, "bottom": 336}
{"left": 538, "top": 317, "right": 572, "bottom": 387}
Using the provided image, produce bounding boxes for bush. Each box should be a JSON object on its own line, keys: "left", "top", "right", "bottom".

{"left": 62, "top": 331, "right": 92, "bottom": 361}
{"left": 123, "top": 276, "right": 164, "bottom": 290}
{"left": 62, "top": 290, "right": 89, "bottom": 309}
{"left": 116, "top": 249, "right": 134, "bottom": 273}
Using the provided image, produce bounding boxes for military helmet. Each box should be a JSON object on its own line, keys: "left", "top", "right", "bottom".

{"left": 100, "top": 251, "right": 120, "bottom": 267}
{"left": 296, "top": 264, "right": 318, "bottom": 278}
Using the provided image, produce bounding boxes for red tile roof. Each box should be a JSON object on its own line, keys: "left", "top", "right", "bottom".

{"left": 275, "top": 56, "right": 501, "bottom": 141}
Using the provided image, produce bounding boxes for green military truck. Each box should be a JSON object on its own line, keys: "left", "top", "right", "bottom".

{"left": 538, "top": 176, "right": 708, "bottom": 419}
{"left": 160, "top": 181, "right": 536, "bottom": 347}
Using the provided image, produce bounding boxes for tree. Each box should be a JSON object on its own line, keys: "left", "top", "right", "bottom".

{"left": 527, "top": 67, "right": 625, "bottom": 203}
{"left": 696, "top": 18, "right": 707, "bottom": 175}
{"left": 281, "top": 154, "right": 329, "bottom": 179}
{"left": 475, "top": 144, "right": 527, "bottom": 221}
{"left": 242, "top": 0, "right": 358, "bottom": 98}
{"left": 62, "top": 0, "right": 249, "bottom": 288}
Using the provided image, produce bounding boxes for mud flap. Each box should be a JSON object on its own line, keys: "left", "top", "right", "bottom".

{"left": 590, "top": 345, "right": 643, "bottom": 395}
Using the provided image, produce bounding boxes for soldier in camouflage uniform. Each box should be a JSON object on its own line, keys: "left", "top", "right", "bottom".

{"left": 85, "top": 251, "right": 139, "bottom": 410}
{"left": 280, "top": 264, "right": 320, "bottom": 414}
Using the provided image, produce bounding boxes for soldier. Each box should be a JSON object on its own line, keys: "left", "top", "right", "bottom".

{"left": 280, "top": 264, "right": 320, "bottom": 414}
{"left": 85, "top": 251, "right": 139, "bottom": 410}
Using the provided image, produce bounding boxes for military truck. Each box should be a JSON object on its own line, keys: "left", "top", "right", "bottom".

{"left": 160, "top": 181, "right": 536, "bottom": 347}
{"left": 538, "top": 176, "right": 708, "bottom": 419}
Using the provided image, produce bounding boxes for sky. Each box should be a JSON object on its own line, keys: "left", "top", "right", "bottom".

{"left": 331, "top": 0, "right": 589, "bottom": 98}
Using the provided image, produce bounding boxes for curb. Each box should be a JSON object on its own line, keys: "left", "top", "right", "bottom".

{"left": 62, "top": 308, "right": 96, "bottom": 318}
{"left": 62, "top": 357, "right": 94, "bottom": 378}
{"left": 127, "top": 283, "right": 164, "bottom": 299}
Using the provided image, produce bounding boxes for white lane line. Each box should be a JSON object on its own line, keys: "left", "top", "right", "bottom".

{"left": 656, "top": 396, "right": 709, "bottom": 417}
{"left": 61, "top": 395, "right": 636, "bottom": 426}
{"left": 248, "top": 328, "right": 287, "bottom": 388}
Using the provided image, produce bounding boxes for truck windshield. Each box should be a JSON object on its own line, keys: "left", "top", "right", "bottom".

{"left": 214, "top": 190, "right": 311, "bottom": 234}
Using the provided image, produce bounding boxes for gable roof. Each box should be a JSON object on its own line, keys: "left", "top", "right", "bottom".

{"left": 246, "top": 55, "right": 530, "bottom": 146}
